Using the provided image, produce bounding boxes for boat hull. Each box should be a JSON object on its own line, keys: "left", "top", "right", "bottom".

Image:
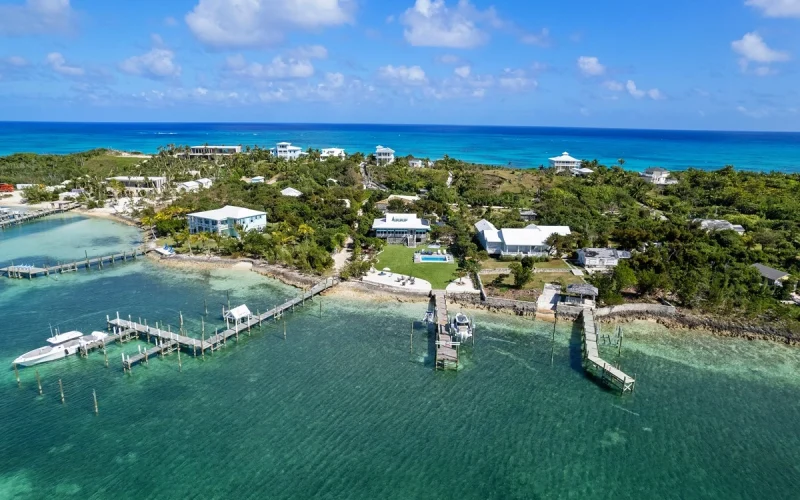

{"left": 13, "top": 343, "right": 80, "bottom": 367}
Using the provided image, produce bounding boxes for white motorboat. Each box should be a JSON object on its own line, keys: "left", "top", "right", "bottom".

{"left": 449, "top": 313, "right": 474, "bottom": 341}
{"left": 13, "top": 330, "right": 85, "bottom": 367}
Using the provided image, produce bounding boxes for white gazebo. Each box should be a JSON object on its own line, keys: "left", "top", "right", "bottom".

{"left": 549, "top": 152, "right": 581, "bottom": 173}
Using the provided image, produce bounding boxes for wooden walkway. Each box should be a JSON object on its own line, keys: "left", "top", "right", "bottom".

{"left": 105, "top": 278, "right": 339, "bottom": 371}
{"left": 433, "top": 292, "right": 459, "bottom": 370}
{"left": 0, "top": 249, "right": 146, "bottom": 279}
{"left": 0, "top": 203, "right": 79, "bottom": 229}
{"left": 581, "top": 309, "right": 635, "bottom": 393}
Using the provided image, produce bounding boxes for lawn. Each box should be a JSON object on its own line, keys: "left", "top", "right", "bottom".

{"left": 480, "top": 258, "right": 570, "bottom": 270}
{"left": 375, "top": 245, "right": 459, "bottom": 289}
{"left": 483, "top": 271, "right": 585, "bottom": 293}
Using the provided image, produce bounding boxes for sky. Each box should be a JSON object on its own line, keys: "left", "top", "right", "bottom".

{"left": 0, "top": 0, "right": 799, "bottom": 130}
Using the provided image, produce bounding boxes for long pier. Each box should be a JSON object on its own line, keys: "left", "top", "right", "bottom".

{"left": 433, "top": 292, "right": 459, "bottom": 370}
{"left": 0, "top": 248, "right": 146, "bottom": 279}
{"left": 0, "top": 202, "right": 79, "bottom": 229}
{"left": 581, "top": 309, "right": 635, "bottom": 393}
{"left": 105, "top": 278, "right": 339, "bottom": 371}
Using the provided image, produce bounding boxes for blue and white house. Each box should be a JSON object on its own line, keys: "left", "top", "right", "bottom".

{"left": 372, "top": 213, "right": 430, "bottom": 245}
{"left": 188, "top": 205, "right": 267, "bottom": 237}
{"left": 271, "top": 142, "right": 304, "bottom": 160}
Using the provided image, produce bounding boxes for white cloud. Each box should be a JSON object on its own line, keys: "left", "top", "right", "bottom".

{"left": 45, "top": 52, "right": 84, "bottom": 76}
{"left": 454, "top": 65, "right": 471, "bottom": 78}
{"left": 498, "top": 68, "right": 536, "bottom": 91}
{"left": 0, "top": 0, "right": 76, "bottom": 35}
{"left": 472, "top": 88, "right": 485, "bottom": 98}
{"left": 226, "top": 55, "right": 315, "bottom": 79}
{"left": 732, "top": 32, "right": 790, "bottom": 68}
{"left": 325, "top": 72, "right": 344, "bottom": 87}
{"left": 603, "top": 80, "right": 623, "bottom": 91}
{"left": 745, "top": 0, "right": 800, "bottom": 17}
{"left": 520, "top": 28, "right": 550, "bottom": 47}
{"left": 5, "top": 56, "right": 28, "bottom": 67}
{"left": 120, "top": 48, "right": 181, "bottom": 79}
{"left": 164, "top": 16, "right": 178, "bottom": 26}
{"left": 378, "top": 64, "right": 427, "bottom": 85}
{"left": 736, "top": 105, "right": 770, "bottom": 118}
{"left": 401, "top": 0, "right": 500, "bottom": 48}
{"left": 185, "top": 0, "right": 354, "bottom": 48}
{"left": 577, "top": 56, "right": 605, "bottom": 76}
{"left": 625, "top": 80, "right": 665, "bottom": 100}
{"left": 732, "top": 32, "right": 790, "bottom": 75}
{"left": 289, "top": 45, "right": 328, "bottom": 59}
{"left": 437, "top": 54, "right": 461, "bottom": 64}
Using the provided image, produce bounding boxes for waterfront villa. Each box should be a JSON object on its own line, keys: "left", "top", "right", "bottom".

{"left": 694, "top": 219, "right": 745, "bottom": 235}
{"left": 271, "top": 142, "right": 304, "bottom": 160}
{"left": 107, "top": 176, "right": 167, "bottom": 193}
{"left": 372, "top": 213, "right": 430, "bottom": 245}
{"left": 321, "top": 148, "right": 346, "bottom": 159}
{"left": 188, "top": 205, "right": 267, "bottom": 236}
{"left": 408, "top": 157, "right": 432, "bottom": 168}
{"left": 376, "top": 146, "right": 396, "bottom": 165}
{"left": 549, "top": 152, "right": 581, "bottom": 173}
{"left": 752, "top": 263, "right": 791, "bottom": 287}
{"left": 577, "top": 248, "right": 632, "bottom": 270}
{"left": 188, "top": 145, "right": 242, "bottom": 159}
{"left": 281, "top": 187, "right": 303, "bottom": 197}
{"left": 640, "top": 167, "right": 678, "bottom": 185}
{"left": 176, "top": 178, "right": 213, "bottom": 193}
{"left": 474, "top": 220, "right": 571, "bottom": 257}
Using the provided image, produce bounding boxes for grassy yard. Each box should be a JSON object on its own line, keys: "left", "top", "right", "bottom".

{"left": 483, "top": 271, "right": 584, "bottom": 293}
{"left": 480, "top": 258, "right": 570, "bottom": 270}
{"left": 375, "top": 245, "right": 459, "bottom": 289}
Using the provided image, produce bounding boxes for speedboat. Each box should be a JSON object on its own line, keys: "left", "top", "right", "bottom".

{"left": 450, "top": 313, "right": 474, "bottom": 341}
{"left": 13, "top": 331, "right": 85, "bottom": 367}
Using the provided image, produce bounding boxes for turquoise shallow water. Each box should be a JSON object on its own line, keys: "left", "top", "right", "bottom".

{"left": 2, "top": 216, "right": 800, "bottom": 499}
{"left": 1, "top": 122, "right": 800, "bottom": 172}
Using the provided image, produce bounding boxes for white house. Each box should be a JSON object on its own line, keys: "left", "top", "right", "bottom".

{"left": 250, "top": 176, "right": 265, "bottom": 184}
{"left": 408, "top": 157, "right": 432, "bottom": 168}
{"left": 176, "top": 178, "right": 213, "bottom": 193}
{"left": 107, "top": 176, "right": 167, "bottom": 193}
{"left": 640, "top": 167, "right": 678, "bottom": 185}
{"left": 694, "top": 219, "right": 745, "bottom": 235}
{"left": 476, "top": 222, "right": 571, "bottom": 257}
{"left": 281, "top": 187, "right": 303, "bottom": 197}
{"left": 188, "top": 145, "right": 242, "bottom": 159}
{"left": 188, "top": 205, "right": 267, "bottom": 236}
{"left": 549, "top": 152, "right": 581, "bottom": 173}
{"left": 321, "top": 148, "right": 346, "bottom": 159}
{"left": 376, "top": 146, "right": 395, "bottom": 165}
{"left": 271, "top": 142, "right": 304, "bottom": 160}
{"left": 571, "top": 167, "right": 594, "bottom": 177}
{"left": 196, "top": 178, "right": 213, "bottom": 189}
{"left": 372, "top": 213, "right": 430, "bottom": 245}
{"left": 577, "top": 248, "right": 632, "bottom": 269}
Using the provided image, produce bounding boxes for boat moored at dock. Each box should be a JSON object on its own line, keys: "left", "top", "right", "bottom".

{"left": 12, "top": 330, "right": 109, "bottom": 367}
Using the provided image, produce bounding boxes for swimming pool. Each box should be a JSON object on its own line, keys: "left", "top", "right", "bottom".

{"left": 420, "top": 255, "right": 449, "bottom": 262}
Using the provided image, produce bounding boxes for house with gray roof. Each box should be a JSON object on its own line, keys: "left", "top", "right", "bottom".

{"left": 752, "top": 263, "right": 790, "bottom": 286}
{"left": 577, "top": 248, "right": 632, "bottom": 270}
{"left": 693, "top": 219, "right": 745, "bottom": 235}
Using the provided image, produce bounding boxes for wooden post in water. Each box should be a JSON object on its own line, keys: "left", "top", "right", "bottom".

{"left": 13, "top": 363, "right": 20, "bottom": 387}
{"left": 180, "top": 311, "right": 184, "bottom": 334}
{"left": 283, "top": 318, "right": 286, "bottom": 340}
{"left": 92, "top": 389, "right": 98, "bottom": 415}
{"left": 85, "top": 250, "right": 90, "bottom": 271}
{"left": 410, "top": 322, "right": 414, "bottom": 353}
{"left": 35, "top": 370, "right": 42, "bottom": 395}
{"left": 319, "top": 299, "right": 322, "bottom": 318}
{"left": 204, "top": 298, "right": 208, "bottom": 316}
{"left": 177, "top": 343, "right": 182, "bottom": 372}
{"left": 227, "top": 290, "right": 231, "bottom": 311}
{"left": 201, "top": 331, "right": 206, "bottom": 360}
{"left": 59, "top": 379, "right": 65, "bottom": 404}
{"left": 257, "top": 309, "right": 261, "bottom": 327}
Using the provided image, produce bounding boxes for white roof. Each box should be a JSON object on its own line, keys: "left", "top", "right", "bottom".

{"left": 251, "top": 176, "right": 265, "bottom": 181}
{"left": 376, "top": 145, "right": 395, "bottom": 153}
{"left": 196, "top": 178, "right": 212, "bottom": 185}
{"left": 372, "top": 213, "right": 429, "bottom": 230}
{"left": 571, "top": 167, "right": 594, "bottom": 174}
{"left": 474, "top": 219, "right": 497, "bottom": 232}
{"left": 500, "top": 225, "right": 571, "bottom": 246}
{"left": 178, "top": 181, "right": 200, "bottom": 188}
{"left": 189, "top": 205, "right": 266, "bottom": 221}
{"left": 482, "top": 230, "right": 502, "bottom": 243}
{"left": 321, "top": 148, "right": 345, "bottom": 154}
{"left": 388, "top": 195, "right": 420, "bottom": 202}
{"left": 549, "top": 152, "right": 580, "bottom": 162}
{"left": 281, "top": 187, "right": 303, "bottom": 197}
{"left": 108, "top": 176, "right": 167, "bottom": 182}
{"left": 224, "top": 305, "right": 252, "bottom": 321}
{"left": 47, "top": 331, "right": 83, "bottom": 344}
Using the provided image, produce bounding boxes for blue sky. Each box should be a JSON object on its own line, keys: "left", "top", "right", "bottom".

{"left": 0, "top": 0, "right": 799, "bottom": 130}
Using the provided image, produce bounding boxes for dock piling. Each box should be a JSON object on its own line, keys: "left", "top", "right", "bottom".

{"left": 410, "top": 321, "right": 414, "bottom": 353}
{"left": 283, "top": 319, "right": 286, "bottom": 340}
{"left": 13, "top": 363, "right": 20, "bottom": 387}
{"left": 58, "top": 378, "right": 65, "bottom": 404}
{"left": 35, "top": 369, "right": 42, "bottom": 395}
{"left": 92, "top": 389, "right": 98, "bottom": 415}
{"left": 177, "top": 344, "right": 182, "bottom": 372}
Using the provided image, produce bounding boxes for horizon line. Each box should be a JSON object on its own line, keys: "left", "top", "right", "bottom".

{"left": 1, "top": 120, "right": 799, "bottom": 135}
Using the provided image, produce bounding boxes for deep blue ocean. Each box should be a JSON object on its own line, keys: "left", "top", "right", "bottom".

{"left": 1, "top": 121, "right": 800, "bottom": 173}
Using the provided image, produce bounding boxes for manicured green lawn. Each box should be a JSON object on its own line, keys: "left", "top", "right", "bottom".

{"left": 480, "top": 258, "right": 570, "bottom": 270}
{"left": 483, "top": 272, "right": 584, "bottom": 292}
{"left": 534, "top": 259, "right": 571, "bottom": 270}
{"left": 375, "top": 245, "right": 459, "bottom": 289}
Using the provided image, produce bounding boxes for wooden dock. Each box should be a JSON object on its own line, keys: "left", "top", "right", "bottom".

{"left": 581, "top": 309, "right": 635, "bottom": 393}
{"left": 433, "top": 292, "right": 459, "bottom": 370}
{"left": 0, "top": 202, "right": 79, "bottom": 229}
{"left": 105, "top": 278, "right": 339, "bottom": 372}
{"left": 0, "top": 249, "right": 146, "bottom": 279}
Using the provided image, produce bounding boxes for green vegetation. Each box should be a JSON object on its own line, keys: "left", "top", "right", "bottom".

{"left": 374, "top": 245, "right": 458, "bottom": 289}
{"left": 4, "top": 146, "right": 798, "bottom": 328}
